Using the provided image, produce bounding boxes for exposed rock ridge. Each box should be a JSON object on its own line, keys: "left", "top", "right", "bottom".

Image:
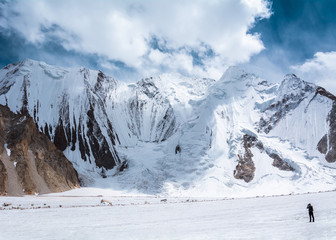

{"left": 316, "top": 86, "right": 336, "bottom": 101}
{"left": 313, "top": 87, "right": 336, "bottom": 162}
{"left": 0, "top": 104, "right": 80, "bottom": 195}
{"left": 127, "top": 78, "right": 177, "bottom": 142}
{"left": 49, "top": 69, "right": 121, "bottom": 169}
{"left": 317, "top": 102, "right": 336, "bottom": 163}
{"left": 234, "top": 135, "right": 256, "bottom": 183}
{"left": 258, "top": 75, "right": 315, "bottom": 133}
{"left": 234, "top": 134, "right": 294, "bottom": 183}
{"left": 15, "top": 65, "right": 122, "bottom": 170}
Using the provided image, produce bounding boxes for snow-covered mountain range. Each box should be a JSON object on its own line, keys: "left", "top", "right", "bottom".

{"left": 1, "top": 59, "right": 335, "bottom": 197}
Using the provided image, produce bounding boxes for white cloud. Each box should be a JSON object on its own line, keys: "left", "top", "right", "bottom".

{"left": 1, "top": 0, "right": 271, "bottom": 80}
{"left": 292, "top": 51, "right": 336, "bottom": 95}
{"left": 147, "top": 49, "right": 194, "bottom": 76}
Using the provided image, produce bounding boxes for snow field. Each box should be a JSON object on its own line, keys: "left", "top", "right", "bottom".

{"left": 1, "top": 191, "right": 336, "bottom": 239}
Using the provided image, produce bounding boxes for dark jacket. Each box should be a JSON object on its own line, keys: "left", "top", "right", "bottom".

{"left": 307, "top": 204, "right": 313, "bottom": 213}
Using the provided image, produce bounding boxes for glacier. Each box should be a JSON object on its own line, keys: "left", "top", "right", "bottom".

{"left": 1, "top": 191, "right": 336, "bottom": 240}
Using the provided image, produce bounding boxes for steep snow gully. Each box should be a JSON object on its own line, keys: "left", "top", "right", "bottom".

{"left": 1, "top": 59, "right": 336, "bottom": 197}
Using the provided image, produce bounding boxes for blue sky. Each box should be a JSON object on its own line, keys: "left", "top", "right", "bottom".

{"left": 0, "top": 0, "right": 336, "bottom": 92}
{"left": 246, "top": 0, "right": 336, "bottom": 83}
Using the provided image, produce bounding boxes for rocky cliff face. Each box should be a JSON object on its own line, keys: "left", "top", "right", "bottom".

{"left": 0, "top": 60, "right": 121, "bottom": 174}
{"left": 234, "top": 134, "right": 256, "bottom": 182}
{"left": 0, "top": 104, "right": 79, "bottom": 196}
{"left": 126, "top": 78, "right": 177, "bottom": 142}
{"left": 258, "top": 74, "right": 315, "bottom": 134}
{"left": 316, "top": 87, "right": 336, "bottom": 163}
{"left": 233, "top": 134, "right": 294, "bottom": 183}
{"left": 0, "top": 159, "right": 7, "bottom": 195}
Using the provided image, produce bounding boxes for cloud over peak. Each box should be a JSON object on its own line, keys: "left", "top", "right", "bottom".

{"left": 292, "top": 51, "right": 336, "bottom": 95}
{"left": 0, "top": 0, "right": 271, "bottom": 80}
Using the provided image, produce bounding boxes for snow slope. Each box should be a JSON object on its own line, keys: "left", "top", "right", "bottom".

{"left": 1, "top": 191, "right": 336, "bottom": 239}
{"left": 1, "top": 60, "right": 336, "bottom": 197}
{"left": 108, "top": 67, "right": 336, "bottom": 197}
{"left": 0, "top": 59, "right": 122, "bottom": 176}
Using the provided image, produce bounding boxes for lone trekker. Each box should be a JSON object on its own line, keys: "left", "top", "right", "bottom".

{"left": 307, "top": 203, "right": 314, "bottom": 222}
{"left": 175, "top": 144, "right": 181, "bottom": 154}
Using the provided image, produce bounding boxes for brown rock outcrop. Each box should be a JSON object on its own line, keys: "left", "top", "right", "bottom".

{"left": 0, "top": 160, "right": 7, "bottom": 195}
{"left": 315, "top": 88, "right": 336, "bottom": 163}
{"left": 0, "top": 104, "right": 80, "bottom": 196}
{"left": 317, "top": 102, "right": 336, "bottom": 163}
{"left": 269, "top": 153, "right": 294, "bottom": 171}
{"left": 234, "top": 134, "right": 294, "bottom": 183}
{"left": 234, "top": 135, "right": 256, "bottom": 183}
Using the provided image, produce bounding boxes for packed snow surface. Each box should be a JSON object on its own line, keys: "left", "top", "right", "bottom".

{"left": 1, "top": 190, "right": 336, "bottom": 239}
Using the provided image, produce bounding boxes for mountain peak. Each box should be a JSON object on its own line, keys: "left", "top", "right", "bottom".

{"left": 218, "top": 66, "right": 248, "bottom": 82}
{"left": 279, "top": 73, "right": 315, "bottom": 95}
{"left": 22, "top": 58, "right": 39, "bottom": 65}
{"left": 283, "top": 73, "right": 300, "bottom": 81}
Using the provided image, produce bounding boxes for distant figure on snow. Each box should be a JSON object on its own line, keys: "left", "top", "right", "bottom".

{"left": 175, "top": 144, "right": 181, "bottom": 154}
{"left": 307, "top": 203, "right": 314, "bottom": 222}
